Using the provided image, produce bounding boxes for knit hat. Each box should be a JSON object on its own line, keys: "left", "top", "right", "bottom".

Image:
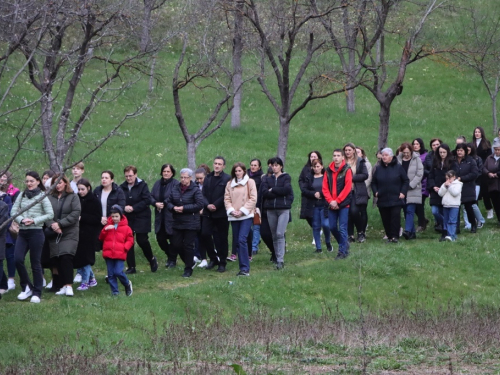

{"left": 110, "top": 204, "right": 124, "bottom": 216}
{"left": 493, "top": 140, "right": 500, "bottom": 149}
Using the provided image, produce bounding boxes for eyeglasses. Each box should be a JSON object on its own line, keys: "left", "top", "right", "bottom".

{"left": 180, "top": 176, "right": 191, "bottom": 179}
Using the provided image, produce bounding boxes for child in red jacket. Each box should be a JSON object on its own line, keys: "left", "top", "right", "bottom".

{"left": 99, "top": 205, "right": 134, "bottom": 296}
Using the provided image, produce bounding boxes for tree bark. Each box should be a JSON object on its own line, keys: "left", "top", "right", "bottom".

{"left": 140, "top": 0, "right": 153, "bottom": 52}
{"left": 492, "top": 92, "right": 498, "bottom": 135}
{"left": 277, "top": 115, "right": 290, "bottom": 162}
{"left": 186, "top": 137, "right": 197, "bottom": 171}
{"left": 231, "top": 1, "right": 243, "bottom": 129}
{"left": 377, "top": 102, "right": 391, "bottom": 150}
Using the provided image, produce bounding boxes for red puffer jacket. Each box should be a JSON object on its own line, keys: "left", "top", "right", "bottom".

{"left": 99, "top": 215, "right": 134, "bottom": 260}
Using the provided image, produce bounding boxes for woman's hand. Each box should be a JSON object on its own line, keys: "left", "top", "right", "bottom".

{"left": 155, "top": 202, "right": 164, "bottom": 210}
{"left": 232, "top": 210, "right": 242, "bottom": 218}
{"left": 51, "top": 222, "right": 61, "bottom": 232}
{"left": 174, "top": 206, "right": 184, "bottom": 213}
{"left": 22, "top": 218, "right": 34, "bottom": 226}
{"left": 399, "top": 193, "right": 405, "bottom": 199}
{"left": 314, "top": 192, "right": 321, "bottom": 199}
{"left": 101, "top": 217, "right": 108, "bottom": 225}
{"left": 433, "top": 186, "right": 440, "bottom": 192}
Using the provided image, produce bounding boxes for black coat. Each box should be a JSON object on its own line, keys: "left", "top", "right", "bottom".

{"left": 455, "top": 156, "right": 479, "bottom": 203}
{"left": 476, "top": 139, "right": 492, "bottom": 162}
{"left": 94, "top": 183, "right": 126, "bottom": 218}
{"left": 262, "top": 172, "right": 294, "bottom": 210}
{"left": 427, "top": 161, "right": 458, "bottom": 206}
{"left": 472, "top": 156, "right": 483, "bottom": 185}
{"left": 120, "top": 178, "right": 152, "bottom": 233}
{"left": 0, "top": 200, "right": 8, "bottom": 260}
{"left": 299, "top": 171, "right": 325, "bottom": 219}
{"left": 423, "top": 151, "right": 435, "bottom": 178}
{"left": 371, "top": 157, "right": 409, "bottom": 208}
{"left": 167, "top": 181, "right": 204, "bottom": 231}
{"left": 73, "top": 193, "right": 101, "bottom": 268}
{"left": 351, "top": 157, "right": 369, "bottom": 205}
{"left": 483, "top": 155, "right": 500, "bottom": 193}
{"left": 298, "top": 165, "right": 312, "bottom": 219}
{"left": 150, "top": 178, "right": 179, "bottom": 234}
{"left": 248, "top": 169, "right": 263, "bottom": 192}
{"left": 202, "top": 171, "right": 231, "bottom": 219}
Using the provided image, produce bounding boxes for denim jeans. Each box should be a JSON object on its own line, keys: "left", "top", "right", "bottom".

{"left": 267, "top": 209, "right": 290, "bottom": 263}
{"left": 312, "top": 206, "right": 331, "bottom": 250}
{"left": 14, "top": 229, "right": 45, "bottom": 297}
{"left": 463, "top": 186, "right": 485, "bottom": 226}
{"left": 328, "top": 207, "right": 349, "bottom": 255}
{"left": 443, "top": 207, "right": 459, "bottom": 240}
{"left": 404, "top": 204, "right": 416, "bottom": 234}
{"left": 231, "top": 218, "right": 252, "bottom": 272}
{"left": 251, "top": 224, "right": 261, "bottom": 252}
{"left": 0, "top": 244, "right": 15, "bottom": 289}
{"left": 105, "top": 259, "right": 129, "bottom": 295}
{"left": 77, "top": 265, "right": 95, "bottom": 284}
{"left": 431, "top": 205, "right": 444, "bottom": 226}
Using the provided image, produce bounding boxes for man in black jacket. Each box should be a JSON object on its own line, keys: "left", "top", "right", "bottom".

{"left": 121, "top": 166, "right": 158, "bottom": 274}
{"left": 202, "top": 156, "right": 231, "bottom": 272}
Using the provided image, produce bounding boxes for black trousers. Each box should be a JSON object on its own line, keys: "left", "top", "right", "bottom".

{"left": 156, "top": 226, "right": 176, "bottom": 263}
{"left": 379, "top": 206, "right": 402, "bottom": 240}
{"left": 415, "top": 196, "right": 428, "bottom": 227}
{"left": 480, "top": 181, "right": 493, "bottom": 210}
{"left": 260, "top": 213, "right": 276, "bottom": 260}
{"left": 54, "top": 254, "right": 74, "bottom": 285}
{"left": 348, "top": 203, "right": 368, "bottom": 236}
{"left": 171, "top": 228, "right": 197, "bottom": 272}
{"left": 490, "top": 191, "right": 500, "bottom": 221}
{"left": 127, "top": 232, "right": 154, "bottom": 268}
{"left": 202, "top": 217, "right": 229, "bottom": 266}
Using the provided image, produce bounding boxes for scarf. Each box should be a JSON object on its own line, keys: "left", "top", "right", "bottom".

{"left": 159, "top": 178, "right": 172, "bottom": 202}
{"left": 180, "top": 183, "right": 189, "bottom": 194}
{"left": 24, "top": 187, "right": 41, "bottom": 199}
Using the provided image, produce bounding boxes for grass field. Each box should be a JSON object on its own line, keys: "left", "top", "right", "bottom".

{"left": 1, "top": 44, "right": 500, "bottom": 373}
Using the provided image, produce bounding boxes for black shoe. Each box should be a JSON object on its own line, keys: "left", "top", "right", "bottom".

{"left": 105, "top": 275, "right": 109, "bottom": 284}
{"left": 434, "top": 224, "right": 443, "bottom": 232}
{"left": 326, "top": 243, "right": 333, "bottom": 252}
{"left": 348, "top": 235, "right": 355, "bottom": 243}
{"left": 386, "top": 238, "right": 398, "bottom": 243}
{"left": 315, "top": 249, "right": 322, "bottom": 253}
{"left": 357, "top": 233, "right": 366, "bottom": 243}
{"left": 125, "top": 281, "right": 133, "bottom": 297}
{"left": 167, "top": 261, "right": 176, "bottom": 269}
{"left": 206, "top": 261, "right": 217, "bottom": 270}
{"left": 408, "top": 232, "right": 416, "bottom": 240}
{"left": 402, "top": 231, "right": 410, "bottom": 240}
{"left": 182, "top": 269, "right": 193, "bottom": 278}
{"left": 125, "top": 267, "right": 136, "bottom": 274}
{"left": 236, "top": 270, "right": 250, "bottom": 276}
{"left": 335, "top": 253, "right": 347, "bottom": 260}
{"left": 150, "top": 257, "right": 158, "bottom": 272}
{"left": 471, "top": 225, "right": 477, "bottom": 233}
{"left": 276, "top": 262, "right": 284, "bottom": 270}
{"left": 217, "top": 265, "right": 226, "bottom": 273}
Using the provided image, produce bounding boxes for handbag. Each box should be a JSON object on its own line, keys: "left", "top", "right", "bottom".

{"left": 44, "top": 195, "right": 67, "bottom": 242}
{"left": 9, "top": 220, "right": 19, "bottom": 238}
{"left": 246, "top": 181, "right": 261, "bottom": 225}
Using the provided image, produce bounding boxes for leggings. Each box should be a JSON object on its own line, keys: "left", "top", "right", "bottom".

{"left": 348, "top": 202, "right": 367, "bottom": 236}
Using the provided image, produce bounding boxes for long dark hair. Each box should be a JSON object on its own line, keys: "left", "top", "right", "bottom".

{"left": 77, "top": 178, "right": 93, "bottom": 193}
{"left": 305, "top": 150, "right": 323, "bottom": 167}
{"left": 24, "top": 171, "right": 45, "bottom": 192}
{"left": 432, "top": 144, "right": 454, "bottom": 170}
{"left": 466, "top": 142, "right": 477, "bottom": 157}
{"left": 473, "top": 126, "right": 491, "bottom": 150}
{"left": 412, "top": 138, "right": 427, "bottom": 154}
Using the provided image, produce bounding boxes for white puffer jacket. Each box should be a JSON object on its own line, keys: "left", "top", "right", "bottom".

{"left": 438, "top": 179, "right": 463, "bottom": 208}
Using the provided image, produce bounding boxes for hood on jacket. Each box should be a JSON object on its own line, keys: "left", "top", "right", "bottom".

{"left": 328, "top": 160, "right": 347, "bottom": 173}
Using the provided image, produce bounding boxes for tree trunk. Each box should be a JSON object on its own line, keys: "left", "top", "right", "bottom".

{"left": 277, "top": 115, "right": 290, "bottom": 164}
{"left": 345, "top": 86, "right": 355, "bottom": 113}
{"left": 140, "top": 0, "right": 153, "bottom": 52}
{"left": 377, "top": 102, "right": 391, "bottom": 150}
{"left": 40, "top": 94, "right": 61, "bottom": 172}
{"left": 186, "top": 138, "right": 197, "bottom": 172}
{"left": 149, "top": 55, "right": 157, "bottom": 93}
{"left": 345, "top": 47, "right": 356, "bottom": 113}
{"left": 493, "top": 93, "right": 498, "bottom": 136}
{"left": 231, "top": 1, "right": 243, "bottom": 129}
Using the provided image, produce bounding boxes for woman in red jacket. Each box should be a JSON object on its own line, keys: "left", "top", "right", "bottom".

{"left": 99, "top": 205, "right": 134, "bottom": 296}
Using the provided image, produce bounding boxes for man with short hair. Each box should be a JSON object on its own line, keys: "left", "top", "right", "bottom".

{"left": 322, "top": 149, "right": 353, "bottom": 259}
{"left": 70, "top": 162, "right": 85, "bottom": 194}
{"left": 201, "top": 156, "right": 231, "bottom": 272}
{"left": 120, "top": 165, "right": 158, "bottom": 274}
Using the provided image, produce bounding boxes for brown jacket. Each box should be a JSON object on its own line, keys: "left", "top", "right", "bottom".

{"left": 224, "top": 175, "right": 257, "bottom": 221}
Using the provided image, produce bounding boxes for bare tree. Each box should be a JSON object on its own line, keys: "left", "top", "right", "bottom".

{"left": 452, "top": 7, "right": 500, "bottom": 134}
{"left": 230, "top": 0, "right": 244, "bottom": 128}
{"left": 233, "top": 0, "right": 349, "bottom": 163}
{"left": 139, "top": 0, "right": 168, "bottom": 52}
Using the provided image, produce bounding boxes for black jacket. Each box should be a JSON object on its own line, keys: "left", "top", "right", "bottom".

{"left": 472, "top": 156, "right": 483, "bottom": 185}
{"left": 93, "top": 183, "right": 126, "bottom": 218}
{"left": 74, "top": 193, "right": 101, "bottom": 267}
{"left": 167, "top": 181, "right": 204, "bottom": 231}
{"left": 151, "top": 178, "right": 179, "bottom": 235}
{"left": 248, "top": 169, "right": 263, "bottom": 192}
{"left": 371, "top": 156, "right": 409, "bottom": 208}
{"left": 423, "top": 151, "right": 435, "bottom": 178}
{"left": 120, "top": 178, "right": 152, "bottom": 233}
{"left": 427, "top": 161, "right": 458, "bottom": 206}
{"left": 262, "top": 173, "right": 294, "bottom": 210}
{"left": 476, "top": 139, "right": 492, "bottom": 162}
{"left": 455, "top": 156, "right": 479, "bottom": 203}
{"left": 202, "top": 171, "right": 231, "bottom": 219}
{"left": 350, "top": 157, "right": 369, "bottom": 205}
{"left": 299, "top": 171, "right": 325, "bottom": 219}
{"left": 298, "top": 165, "right": 312, "bottom": 219}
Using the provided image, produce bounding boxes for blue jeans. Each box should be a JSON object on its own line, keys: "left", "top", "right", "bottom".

{"left": 312, "top": 206, "right": 331, "bottom": 250}
{"left": 0, "top": 244, "right": 16, "bottom": 289}
{"left": 443, "top": 207, "right": 459, "bottom": 240}
{"left": 15, "top": 229, "right": 45, "bottom": 297}
{"left": 105, "top": 259, "right": 129, "bottom": 295}
{"left": 231, "top": 218, "right": 253, "bottom": 272}
{"left": 251, "top": 224, "right": 261, "bottom": 252}
{"left": 404, "top": 204, "right": 416, "bottom": 234}
{"left": 431, "top": 205, "right": 444, "bottom": 226}
{"left": 328, "top": 207, "right": 349, "bottom": 255}
{"left": 77, "top": 265, "right": 95, "bottom": 284}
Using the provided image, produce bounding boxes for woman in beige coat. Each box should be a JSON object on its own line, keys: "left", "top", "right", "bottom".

{"left": 224, "top": 162, "right": 257, "bottom": 276}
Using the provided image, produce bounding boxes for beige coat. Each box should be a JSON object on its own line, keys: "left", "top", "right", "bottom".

{"left": 224, "top": 175, "right": 257, "bottom": 221}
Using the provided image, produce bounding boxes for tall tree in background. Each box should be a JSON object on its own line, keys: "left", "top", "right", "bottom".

{"left": 230, "top": 0, "right": 244, "bottom": 129}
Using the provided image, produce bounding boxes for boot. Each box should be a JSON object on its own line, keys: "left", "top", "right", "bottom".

{"left": 470, "top": 223, "right": 477, "bottom": 233}
{"left": 439, "top": 229, "right": 447, "bottom": 242}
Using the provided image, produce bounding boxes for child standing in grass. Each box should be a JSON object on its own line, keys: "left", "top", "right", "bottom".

{"left": 99, "top": 205, "right": 134, "bottom": 296}
{"left": 438, "top": 170, "right": 463, "bottom": 242}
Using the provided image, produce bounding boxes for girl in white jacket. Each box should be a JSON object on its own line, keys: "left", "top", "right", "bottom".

{"left": 438, "top": 170, "right": 463, "bottom": 242}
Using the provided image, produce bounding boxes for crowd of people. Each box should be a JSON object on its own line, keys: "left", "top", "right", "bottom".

{"left": 1, "top": 126, "right": 500, "bottom": 302}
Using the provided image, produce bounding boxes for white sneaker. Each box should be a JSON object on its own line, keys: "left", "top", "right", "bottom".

{"left": 7, "top": 279, "right": 15, "bottom": 290}
{"left": 73, "top": 273, "right": 82, "bottom": 283}
{"left": 198, "top": 259, "right": 208, "bottom": 268}
{"left": 312, "top": 238, "right": 315, "bottom": 245}
{"left": 55, "top": 286, "right": 67, "bottom": 295}
{"left": 193, "top": 256, "right": 201, "bottom": 263}
{"left": 487, "top": 209, "right": 494, "bottom": 219}
{"left": 17, "top": 286, "right": 32, "bottom": 300}
{"left": 45, "top": 280, "right": 53, "bottom": 289}
{"left": 66, "top": 286, "right": 74, "bottom": 296}
{"left": 30, "top": 296, "right": 41, "bottom": 303}
{"left": 42, "top": 278, "right": 46, "bottom": 287}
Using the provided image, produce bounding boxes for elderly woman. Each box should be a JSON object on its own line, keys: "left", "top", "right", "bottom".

{"left": 166, "top": 168, "right": 204, "bottom": 278}
{"left": 483, "top": 140, "right": 500, "bottom": 222}
{"left": 371, "top": 148, "right": 409, "bottom": 243}
{"left": 397, "top": 142, "right": 423, "bottom": 240}
{"left": 46, "top": 175, "right": 81, "bottom": 297}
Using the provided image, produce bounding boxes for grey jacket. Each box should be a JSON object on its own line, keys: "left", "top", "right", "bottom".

{"left": 12, "top": 191, "right": 54, "bottom": 229}
{"left": 397, "top": 152, "right": 423, "bottom": 204}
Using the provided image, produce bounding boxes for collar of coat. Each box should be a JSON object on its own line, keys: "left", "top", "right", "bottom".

{"left": 230, "top": 174, "right": 249, "bottom": 188}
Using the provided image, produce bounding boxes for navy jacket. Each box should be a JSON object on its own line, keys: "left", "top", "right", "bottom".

{"left": 167, "top": 181, "right": 204, "bottom": 231}
{"left": 371, "top": 157, "right": 409, "bottom": 208}
{"left": 120, "top": 178, "right": 152, "bottom": 233}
